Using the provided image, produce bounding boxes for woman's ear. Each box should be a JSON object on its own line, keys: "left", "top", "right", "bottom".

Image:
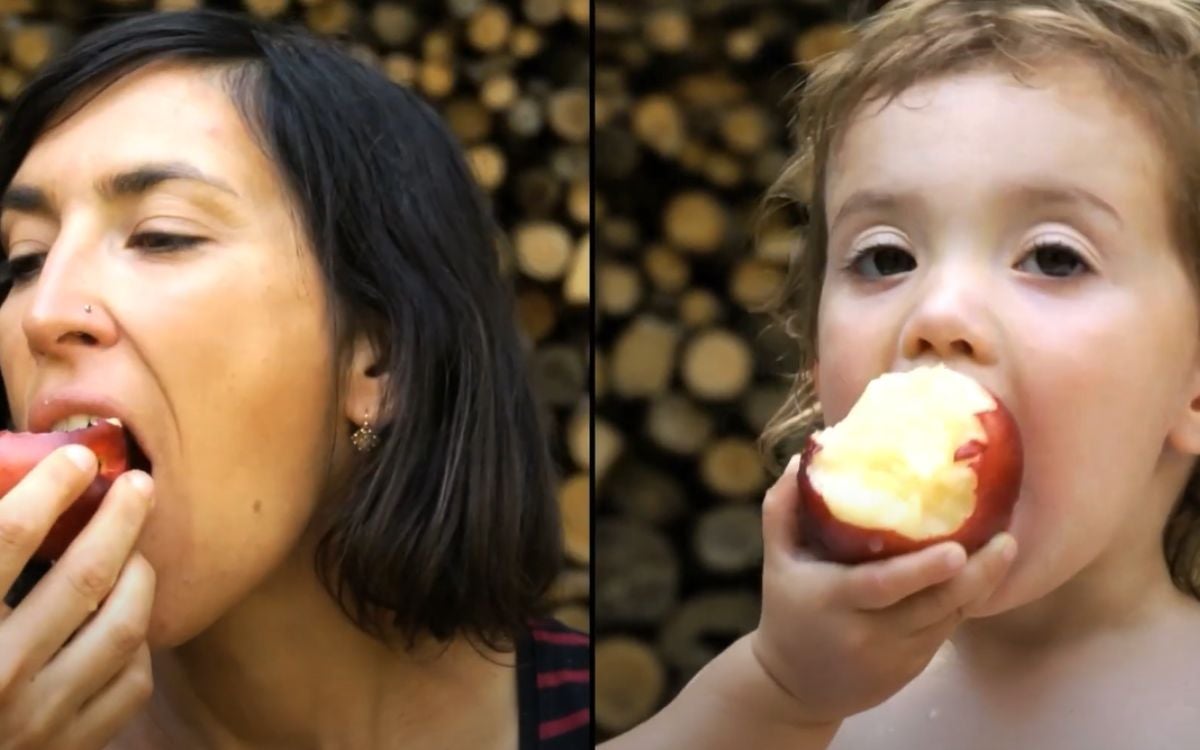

{"left": 344, "top": 332, "right": 390, "bottom": 426}
{"left": 1168, "top": 364, "right": 1200, "bottom": 456}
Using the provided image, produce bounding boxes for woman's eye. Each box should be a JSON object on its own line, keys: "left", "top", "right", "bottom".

{"left": 1016, "top": 241, "right": 1092, "bottom": 278}
{"left": 130, "top": 232, "right": 203, "bottom": 252}
{"left": 845, "top": 244, "right": 916, "bottom": 279}
{"left": 1, "top": 253, "right": 45, "bottom": 288}
{"left": 0, "top": 233, "right": 202, "bottom": 290}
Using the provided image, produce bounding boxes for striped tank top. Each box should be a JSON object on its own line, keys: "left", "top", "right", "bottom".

{"left": 517, "top": 617, "right": 591, "bottom": 748}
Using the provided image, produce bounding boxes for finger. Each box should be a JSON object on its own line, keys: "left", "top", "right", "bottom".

{"left": 838, "top": 541, "right": 967, "bottom": 610}
{"left": 888, "top": 533, "right": 1017, "bottom": 633}
{"left": 761, "top": 454, "right": 806, "bottom": 566}
{"left": 0, "top": 472, "right": 153, "bottom": 681}
{"left": 62, "top": 642, "right": 154, "bottom": 750}
{"left": 0, "top": 445, "right": 97, "bottom": 595}
{"left": 956, "top": 532, "right": 1020, "bottom": 620}
{"left": 41, "top": 553, "right": 155, "bottom": 718}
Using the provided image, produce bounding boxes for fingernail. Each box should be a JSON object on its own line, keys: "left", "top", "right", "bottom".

{"left": 943, "top": 544, "right": 967, "bottom": 569}
{"left": 127, "top": 471, "right": 153, "bottom": 502}
{"left": 998, "top": 534, "right": 1017, "bottom": 562}
{"left": 63, "top": 445, "right": 95, "bottom": 471}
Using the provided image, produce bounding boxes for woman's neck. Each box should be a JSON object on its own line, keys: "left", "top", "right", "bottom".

{"left": 119, "top": 544, "right": 520, "bottom": 750}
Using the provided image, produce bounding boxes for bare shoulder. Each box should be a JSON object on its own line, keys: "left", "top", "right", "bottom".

{"left": 1113, "top": 602, "right": 1200, "bottom": 737}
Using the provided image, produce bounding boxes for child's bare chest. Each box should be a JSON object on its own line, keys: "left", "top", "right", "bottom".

{"left": 831, "top": 694, "right": 1199, "bottom": 750}
{"left": 829, "top": 640, "right": 1200, "bottom": 750}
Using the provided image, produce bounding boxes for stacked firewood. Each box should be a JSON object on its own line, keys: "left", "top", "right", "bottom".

{"left": 0, "top": 0, "right": 592, "bottom": 635}
{"left": 594, "top": 0, "right": 875, "bottom": 738}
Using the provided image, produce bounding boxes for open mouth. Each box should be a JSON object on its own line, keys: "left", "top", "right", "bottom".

{"left": 51, "top": 416, "right": 153, "bottom": 475}
{"left": 125, "top": 430, "right": 152, "bottom": 474}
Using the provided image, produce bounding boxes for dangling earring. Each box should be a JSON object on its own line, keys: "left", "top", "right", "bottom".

{"left": 351, "top": 412, "right": 379, "bottom": 453}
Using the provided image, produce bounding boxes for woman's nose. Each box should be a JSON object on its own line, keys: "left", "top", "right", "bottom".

{"left": 20, "top": 243, "right": 117, "bottom": 357}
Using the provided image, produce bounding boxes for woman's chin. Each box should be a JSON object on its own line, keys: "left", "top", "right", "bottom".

{"left": 144, "top": 589, "right": 233, "bottom": 650}
{"left": 145, "top": 610, "right": 197, "bottom": 650}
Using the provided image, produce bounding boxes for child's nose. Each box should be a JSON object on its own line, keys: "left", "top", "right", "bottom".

{"left": 896, "top": 270, "right": 998, "bottom": 366}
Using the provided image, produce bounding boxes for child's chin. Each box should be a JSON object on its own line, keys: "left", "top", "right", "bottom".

{"left": 963, "top": 562, "right": 1027, "bottom": 619}
{"left": 964, "top": 594, "right": 1012, "bottom": 620}
{"left": 964, "top": 561, "right": 1055, "bottom": 620}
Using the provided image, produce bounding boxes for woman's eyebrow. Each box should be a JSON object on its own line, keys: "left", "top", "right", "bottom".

{"left": 1, "top": 160, "right": 240, "bottom": 219}
{"left": 1, "top": 184, "right": 55, "bottom": 220}
{"left": 99, "top": 161, "right": 240, "bottom": 201}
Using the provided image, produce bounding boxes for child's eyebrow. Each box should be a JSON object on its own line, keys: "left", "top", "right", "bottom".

{"left": 830, "top": 183, "right": 1123, "bottom": 230}
{"left": 1009, "top": 183, "right": 1123, "bottom": 228}
{"left": 830, "top": 190, "right": 918, "bottom": 229}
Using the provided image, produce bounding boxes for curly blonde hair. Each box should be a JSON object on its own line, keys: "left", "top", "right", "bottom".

{"left": 762, "top": 0, "right": 1200, "bottom": 595}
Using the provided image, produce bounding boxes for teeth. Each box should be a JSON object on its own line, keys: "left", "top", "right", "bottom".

{"left": 50, "top": 415, "right": 122, "bottom": 432}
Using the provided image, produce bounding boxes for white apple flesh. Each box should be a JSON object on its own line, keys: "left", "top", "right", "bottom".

{"left": 798, "top": 365, "right": 1023, "bottom": 563}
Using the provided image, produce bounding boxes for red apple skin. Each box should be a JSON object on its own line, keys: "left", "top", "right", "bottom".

{"left": 0, "top": 421, "right": 129, "bottom": 562}
{"left": 798, "top": 398, "right": 1023, "bottom": 564}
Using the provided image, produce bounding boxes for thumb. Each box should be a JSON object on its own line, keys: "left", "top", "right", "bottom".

{"left": 761, "top": 453, "right": 811, "bottom": 566}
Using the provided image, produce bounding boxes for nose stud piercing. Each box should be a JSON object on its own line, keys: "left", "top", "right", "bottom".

{"left": 83, "top": 304, "right": 92, "bottom": 314}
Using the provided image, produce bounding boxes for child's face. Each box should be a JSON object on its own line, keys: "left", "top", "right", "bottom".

{"left": 816, "top": 58, "right": 1200, "bottom": 616}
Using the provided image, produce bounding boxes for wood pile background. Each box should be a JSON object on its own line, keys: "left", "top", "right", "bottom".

{"left": 594, "top": 0, "right": 883, "bottom": 739}
{"left": 0, "top": 0, "right": 592, "bottom": 635}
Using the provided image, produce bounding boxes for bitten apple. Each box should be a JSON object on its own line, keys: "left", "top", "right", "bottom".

{"left": 798, "top": 365, "right": 1022, "bottom": 564}
{"left": 0, "top": 420, "right": 129, "bottom": 561}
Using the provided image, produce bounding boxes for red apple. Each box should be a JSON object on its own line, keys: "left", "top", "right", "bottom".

{"left": 0, "top": 420, "right": 129, "bottom": 562}
{"left": 798, "top": 365, "right": 1022, "bottom": 564}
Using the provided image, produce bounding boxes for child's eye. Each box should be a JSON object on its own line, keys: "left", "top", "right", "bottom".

{"left": 1015, "top": 240, "right": 1092, "bottom": 278}
{"left": 844, "top": 243, "right": 917, "bottom": 279}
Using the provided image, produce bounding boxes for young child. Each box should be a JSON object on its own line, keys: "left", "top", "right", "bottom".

{"left": 602, "top": 0, "right": 1200, "bottom": 747}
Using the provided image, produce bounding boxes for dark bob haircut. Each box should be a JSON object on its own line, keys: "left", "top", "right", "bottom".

{"left": 0, "top": 9, "right": 563, "bottom": 650}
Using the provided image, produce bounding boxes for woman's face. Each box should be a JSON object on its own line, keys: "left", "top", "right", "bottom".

{"left": 0, "top": 64, "right": 348, "bottom": 646}
{"left": 816, "top": 59, "right": 1200, "bottom": 616}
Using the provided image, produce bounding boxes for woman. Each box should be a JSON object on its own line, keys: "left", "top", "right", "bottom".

{"left": 0, "top": 9, "right": 588, "bottom": 749}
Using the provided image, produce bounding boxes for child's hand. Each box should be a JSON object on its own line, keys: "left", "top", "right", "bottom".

{"left": 750, "top": 454, "right": 1017, "bottom": 725}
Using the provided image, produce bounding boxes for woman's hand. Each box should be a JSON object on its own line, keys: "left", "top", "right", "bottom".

{"left": 0, "top": 445, "right": 156, "bottom": 750}
{"left": 750, "top": 454, "right": 1017, "bottom": 725}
